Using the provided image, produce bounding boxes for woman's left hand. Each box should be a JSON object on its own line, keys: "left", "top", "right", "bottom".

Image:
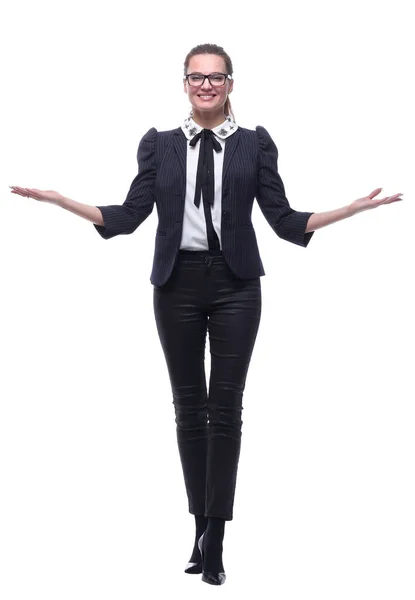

{"left": 349, "top": 188, "right": 404, "bottom": 214}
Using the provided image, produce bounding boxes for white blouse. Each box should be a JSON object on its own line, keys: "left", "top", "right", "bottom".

{"left": 179, "top": 114, "right": 239, "bottom": 251}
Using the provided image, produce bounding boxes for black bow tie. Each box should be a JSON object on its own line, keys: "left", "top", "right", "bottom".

{"left": 189, "top": 128, "right": 222, "bottom": 208}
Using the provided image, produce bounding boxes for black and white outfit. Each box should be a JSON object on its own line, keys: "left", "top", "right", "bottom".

{"left": 94, "top": 114, "right": 315, "bottom": 521}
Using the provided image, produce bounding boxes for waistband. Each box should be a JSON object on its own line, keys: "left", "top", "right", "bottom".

{"left": 178, "top": 249, "right": 224, "bottom": 258}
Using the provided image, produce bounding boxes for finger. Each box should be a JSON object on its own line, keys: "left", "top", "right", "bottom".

{"left": 385, "top": 196, "right": 404, "bottom": 204}
{"left": 25, "top": 189, "right": 42, "bottom": 199}
{"left": 10, "top": 187, "right": 29, "bottom": 197}
{"left": 12, "top": 186, "right": 31, "bottom": 197}
{"left": 368, "top": 188, "right": 383, "bottom": 198}
{"left": 379, "top": 195, "right": 403, "bottom": 205}
{"left": 377, "top": 193, "right": 403, "bottom": 203}
{"left": 25, "top": 188, "right": 45, "bottom": 197}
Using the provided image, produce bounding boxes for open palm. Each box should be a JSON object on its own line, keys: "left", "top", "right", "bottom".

{"left": 9, "top": 186, "right": 65, "bottom": 205}
{"left": 350, "top": 188, "right": 403, "bottom": 214}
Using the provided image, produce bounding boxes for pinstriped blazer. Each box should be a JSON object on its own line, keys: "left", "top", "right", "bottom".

{"left": 94, "top": 125, "right": 315, "bottom": 287}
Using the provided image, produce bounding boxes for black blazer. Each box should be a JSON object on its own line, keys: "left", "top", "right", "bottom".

{"left": 94, "top": 125, "right": 315, "bottom": 287}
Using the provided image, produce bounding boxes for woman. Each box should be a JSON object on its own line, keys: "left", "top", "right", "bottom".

{"left": 9, "top": 43, "right": 403, "bottom": 586}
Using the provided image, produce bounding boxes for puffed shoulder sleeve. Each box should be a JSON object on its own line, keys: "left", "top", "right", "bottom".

{"left": 256, "top": 125, "right": 314, "bottom": 247}
{"left": 93, "top": 127, "right": 157, "bottom": 239}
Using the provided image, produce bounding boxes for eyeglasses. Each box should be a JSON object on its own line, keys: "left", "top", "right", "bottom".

{"left": 185, "top": 72, "right": 232, "bottom": 87}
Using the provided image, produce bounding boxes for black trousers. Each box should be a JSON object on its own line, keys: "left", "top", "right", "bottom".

{"left": 153, "top": 249, "right": 262, "bottom": 520}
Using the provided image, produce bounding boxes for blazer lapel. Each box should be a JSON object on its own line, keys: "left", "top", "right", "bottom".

{"left": 173, "top": 128, "right": 187, "bottom": 179}
{"left": 222, "top": 128, "right": 240, "bottom": 182}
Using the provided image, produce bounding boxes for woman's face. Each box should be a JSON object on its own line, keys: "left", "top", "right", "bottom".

{"left": 183, "top": 54, "right": 233, "bottom": 116}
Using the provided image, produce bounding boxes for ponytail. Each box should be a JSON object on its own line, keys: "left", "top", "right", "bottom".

{"left": 224, "top": 95, "right": 235, "bottom": 121}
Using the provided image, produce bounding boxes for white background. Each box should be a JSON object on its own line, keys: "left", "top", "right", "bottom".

{"left": 1, "top": 0, "right": 414, "bottom": 598}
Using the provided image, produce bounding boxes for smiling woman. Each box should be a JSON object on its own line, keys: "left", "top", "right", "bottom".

{"left": 8, "top": 40, "right": 403, "bottom": 590}
{"left": 183, "top": 44, "right": 235, "bottom": 129}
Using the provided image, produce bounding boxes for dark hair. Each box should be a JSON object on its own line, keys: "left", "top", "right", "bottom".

{"left": 183, "top": 43, "right": 235, "bottom": 121}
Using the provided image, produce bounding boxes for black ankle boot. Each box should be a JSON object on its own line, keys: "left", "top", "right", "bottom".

{"left": 184, "top": 515, "right": 208, "bottom": 574}
{"left": 198, "top": 528, "right": 226, "bottom": 585}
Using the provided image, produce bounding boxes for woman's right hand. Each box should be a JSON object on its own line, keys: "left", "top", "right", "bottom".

{"left": 9, "top": 186, "right": 66, "bottom": 206}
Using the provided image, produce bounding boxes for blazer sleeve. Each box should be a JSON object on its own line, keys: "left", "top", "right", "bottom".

{"left": 255, "top": 125, "right": 314, "bottom": 247}
{"left": 93, "top": 127, "right": 157, "bottom": 239}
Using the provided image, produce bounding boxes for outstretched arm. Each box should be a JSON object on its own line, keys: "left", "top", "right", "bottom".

{"left": 9, "top": 127, "right": 158, "bottom": 237}
{"left": 9, "top": 186, "right": 104, "bottom": 225}
{"left": 305, "top": 188, "right": 404, "bottom": 233}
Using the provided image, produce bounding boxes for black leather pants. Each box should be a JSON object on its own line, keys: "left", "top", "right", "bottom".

{"left": 153, "top": 250, "right": 262, "bottom": 520}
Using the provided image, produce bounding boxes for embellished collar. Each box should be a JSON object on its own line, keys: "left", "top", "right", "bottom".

{"left": 181, "top": 114, "right": 238, "bottom": 141}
